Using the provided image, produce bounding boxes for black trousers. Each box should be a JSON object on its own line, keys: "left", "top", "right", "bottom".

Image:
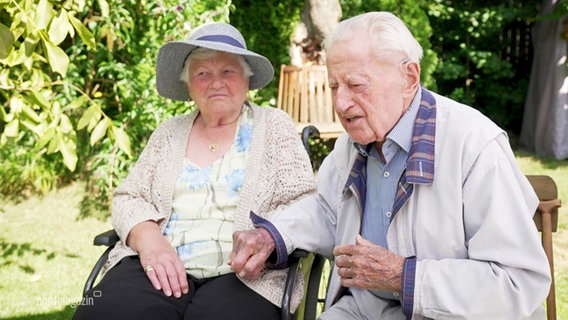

{"left": 73, "top": 256, "right": 280, "bottom": 320}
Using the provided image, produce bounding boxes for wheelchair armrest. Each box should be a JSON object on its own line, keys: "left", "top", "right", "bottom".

{"left": 84, "top": 229, "right": 119, "bottom": 296}
{"left": 288, "top": 248, "right": 310, "bottom": 262}
{"left": 301, "top": 125, "right": 320, "bottom": 156}
{"left": 93, "top": 229, "right": 119, "bottom": 246}
{"left": 281, "top": 248, "right": 313, "bottom": 320}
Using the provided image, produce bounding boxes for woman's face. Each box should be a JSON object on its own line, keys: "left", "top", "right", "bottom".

{"left": 326, "top": 34, "right": 412, "bottom": 146}
{"left": 186, "top": 52, "right": 249, "bottom": 114}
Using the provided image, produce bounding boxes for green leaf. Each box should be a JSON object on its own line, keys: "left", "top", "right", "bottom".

{"left": 48, "top": 11, "right": 72, "bottom": 45}
{"left": 30, "top": 90, "right": 51, "bottom": 110}
{"left": 36, "top": 126, "right": 56, "bottom": 149}
{"left": 4, "top": 119, "right": 19, "bottom": 137}
{"left": 90, "top": 118, "right": 110, "bottom": 145}
{"left": 77, "top": 104, "right": 102, "bottom": 130}
{"left": 57, "top": 131, "right": 78, "bottom": 171}
{"left": 20, "top": 117, "right": 42, "bottom": 134}
{"left": 21, "top": 104, "right": 41, "bottom": 124}
{"left": 59, "top": 114, "right": 74, "bottom": 133}
{"left": 42, "top": 36, "right": 69, "bottom": 75}
{"left": 0, "top": 23, "right": 15, "bottom": 59}
{"left": 113, "top": 126, "right": 132, "bottom": 157}
{"left": 0, "top": 104, "right": 7, "bottom": 121}
{"left": 47, "top": 130, "right": 58, "bottom": 154}
{"left": 97, "top": 0, "right": 110, "bottom": 17}
{"left": 67, "top": 13, "right": 96, "bottom": 49}
{"left": 35, "top": 0, "right": 54, "bottom": 30}
{"left": 64, "top": 95, "right": 88, "bottom": 111}
{"left": 9, "top": 95, "right": 24, "bottom": 113}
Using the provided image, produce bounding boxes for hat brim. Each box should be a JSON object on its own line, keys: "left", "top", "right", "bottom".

{"left": 156, "top": 39, "right": 274, "bottom": 101}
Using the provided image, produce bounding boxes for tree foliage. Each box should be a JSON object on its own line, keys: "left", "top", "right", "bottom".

{"left": 0, "top": 0, "right": 548, "bottom": 215}
{"left": 230, "top": 0, "right": 304, "bottom": 103}
{"left": 427, "top": 0, "right": 542, "bottom": 136}
{"left": 0, "top": 0, "right": 232, "bottom": 207}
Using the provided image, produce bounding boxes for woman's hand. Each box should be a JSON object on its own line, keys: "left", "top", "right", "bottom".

{"left": 333, "top": 235, "right": 404, "bottom": 292}
{"left": 228, "top": 228, "right": 274, "bottom": 280}
{"left": 126, "top": 221, "right": 189, "bottom": 298}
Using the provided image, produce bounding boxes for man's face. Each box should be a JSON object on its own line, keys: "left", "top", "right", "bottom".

{"left": 326, "top": 34, "right": 409, "bottom": 146}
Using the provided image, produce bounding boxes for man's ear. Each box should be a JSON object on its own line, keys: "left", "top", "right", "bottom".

{"left": 402, "top": 61, "right": 421, "bottom": 95}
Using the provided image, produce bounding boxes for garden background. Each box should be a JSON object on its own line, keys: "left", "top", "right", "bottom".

{"left": 1, "top": 0, "right": 567, "bottom": 319}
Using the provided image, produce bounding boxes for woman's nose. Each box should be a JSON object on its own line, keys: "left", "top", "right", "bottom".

{"left": 210, "top": 74, "right": 225, "bottom": 88}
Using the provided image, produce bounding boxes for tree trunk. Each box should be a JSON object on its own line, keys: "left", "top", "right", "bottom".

{"left": 290, "top": 0, "right": 342, "bottom": 66}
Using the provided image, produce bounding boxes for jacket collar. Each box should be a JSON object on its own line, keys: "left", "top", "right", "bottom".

{"left": 345, "top": 87, "right": 437, "bottom": 205}
{"left": 405, "top": 87, "right": 436, "bottom": 184}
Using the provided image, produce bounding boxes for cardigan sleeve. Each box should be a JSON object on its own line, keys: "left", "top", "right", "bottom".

{"left": 234, "top": 106, "right": 316, "bottom": 230}
{"left": 111, "top": 115, "right": 191, "bottom": 242}
{"left": 262, "top": 108, "right": 316, "bottom": 213}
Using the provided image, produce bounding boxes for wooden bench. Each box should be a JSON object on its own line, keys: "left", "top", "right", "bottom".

{"left": 277, "top": 65, "right": 344, "bottom": 139}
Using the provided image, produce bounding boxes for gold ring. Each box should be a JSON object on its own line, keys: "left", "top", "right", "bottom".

{"left": 144, "top": 265, "right": 154, "bottom": 273}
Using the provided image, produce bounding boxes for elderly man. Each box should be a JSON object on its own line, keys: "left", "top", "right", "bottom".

{"left": 229, "top": 11, "right": 550, "bottom": 320}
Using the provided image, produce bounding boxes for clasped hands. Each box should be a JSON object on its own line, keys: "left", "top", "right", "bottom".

{"left": 229, "top": 231, "right": 405, "bottom": 293}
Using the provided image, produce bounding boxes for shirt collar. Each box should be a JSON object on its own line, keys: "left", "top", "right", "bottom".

{"left": 350, "top": 87, "right": 437, "bottom": 187}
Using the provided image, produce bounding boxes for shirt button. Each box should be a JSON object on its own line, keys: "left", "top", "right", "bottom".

{"left": 386, "top": 211, "right": 392, "bottom": 218}
{"left": 393, "top": 292, "right": 400, "bottom": 298}
{"left": 383, "top": 171, "right": 390, "bottom": 177}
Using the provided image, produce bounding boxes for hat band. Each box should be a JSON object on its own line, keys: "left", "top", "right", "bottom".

{"left": 196, "top": 35, "right": 245, "bottom": 49}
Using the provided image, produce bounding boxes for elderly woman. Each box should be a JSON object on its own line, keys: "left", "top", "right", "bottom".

{"left": 73, "top": 22, "right": 315, "bottom": 320}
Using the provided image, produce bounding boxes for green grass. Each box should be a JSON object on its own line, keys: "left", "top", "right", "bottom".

{"left": 0, "top": 183, "right": 111, "bottom": 320}
{"left": 0, "top": 152, "right": 566, "bottom": 319}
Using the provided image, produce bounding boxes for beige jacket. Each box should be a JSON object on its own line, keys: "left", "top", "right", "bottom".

{"left": 271, "top": 90, "right": 550, "bottom": 319}
{"left": 106, "top": 103, "right": 316, "bottom": 312}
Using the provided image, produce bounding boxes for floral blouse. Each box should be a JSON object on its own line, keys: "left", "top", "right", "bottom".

{"left": 163, "top": 106, "right": 252, "bottom": 279}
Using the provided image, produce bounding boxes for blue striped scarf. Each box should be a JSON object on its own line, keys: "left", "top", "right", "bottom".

{"left": 345, "top": 87, "right": 437, "bottom": 217}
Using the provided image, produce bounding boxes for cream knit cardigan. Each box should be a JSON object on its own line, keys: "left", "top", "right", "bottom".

{"left": 105, "top": 103, "right": 316, "bottom": 312}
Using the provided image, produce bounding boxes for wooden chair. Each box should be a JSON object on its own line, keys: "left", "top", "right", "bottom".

{"left": 526, "top": 175, "right": 561, "bottom": 320}
{"left": 277, "top": 65, "right": 344, "bottom": 139}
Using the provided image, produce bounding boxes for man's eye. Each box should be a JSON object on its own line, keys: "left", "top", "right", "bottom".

{"left": 350, "top": 83, "right": 366, "bottom": 90}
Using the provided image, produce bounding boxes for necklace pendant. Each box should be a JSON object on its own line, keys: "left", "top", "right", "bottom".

{"left": 208, "top": 143, "right": 219, "bottom": 152}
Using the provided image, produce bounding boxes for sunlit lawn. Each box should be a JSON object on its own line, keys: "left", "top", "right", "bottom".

{"left": 0, "top": 150, "right": 566, "bottom": 319}
{"left": 0, "top": 183, "right": 111, "bottom": 320}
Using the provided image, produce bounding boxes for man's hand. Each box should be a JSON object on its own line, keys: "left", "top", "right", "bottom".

{"left": 333, "top": 235, "right": 404, "bottom": 292}
{"left": 127, "top": 221, "right": 189, "bottom": 298}
{"left": 229, "top": 228, "right": 275, "bottom": 280}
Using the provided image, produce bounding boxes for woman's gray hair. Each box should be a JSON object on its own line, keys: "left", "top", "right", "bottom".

{"left": 323, "top": 11, "right": 423, "bottom": 62}
{"left": 179, "top": 47, "right": 254, "bottom": 84}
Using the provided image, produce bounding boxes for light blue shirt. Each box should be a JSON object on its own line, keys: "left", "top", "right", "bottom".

{"left": 357, "top": 91, "right": 422, "bottom": 249}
